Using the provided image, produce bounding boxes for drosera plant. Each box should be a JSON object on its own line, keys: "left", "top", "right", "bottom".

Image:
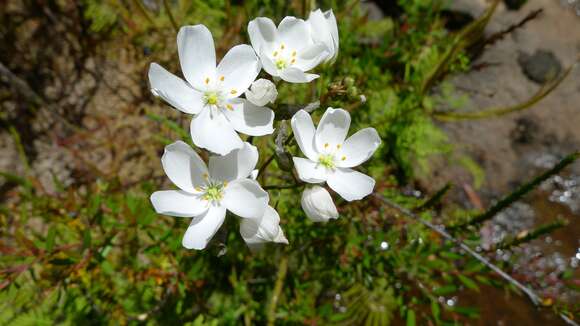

{"left": 1, "top": 0, "right": 579, "bottom": 325}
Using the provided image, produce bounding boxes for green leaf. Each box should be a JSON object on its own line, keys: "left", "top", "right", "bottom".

{"left": 45, "top": 226, "right": 56, "bottom": 252}
{"left": 457, "top": 274, "right": 479, "bottom": 291}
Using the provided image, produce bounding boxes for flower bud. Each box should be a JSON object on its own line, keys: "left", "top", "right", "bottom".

{"left": 301, "top": 186, "right": 339, "bottom": 222}
{"left": 240, "top": 205, "right": 288, "bottom": 251}
{"left": 245, "top": 78, "right": 278, "bottom": 106}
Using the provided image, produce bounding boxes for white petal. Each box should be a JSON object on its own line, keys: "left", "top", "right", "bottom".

{"left": 162, "top": 141, "right": 208, "bottom": 193}
{"left": 294, "top": 43, "right": 328, "bottom": 72}
{"left": 148, "top": 63, "right": 204, "bottom": 114}
{"left": 291, "top": 110, "right": 318, "bottom": 161}
{"left": 222, "top": 179, "right": 269, "bottom": 218}
{"left": 259, "top": 49, "right": 280, "bottom": 77}
{"left": 327, "top": 168, "right": 375, "bottom": 201}
{"left": 293, "top": 157, "right": 327, "bottom": 183}
{"left": 338, "top": 128, "right": 381, "bottom": 168}
{"left": 190, "top": 107, "right": 243, "bottom": 155}
{"left": 315, "top": 107, "right": 350, "bottom": 152}
{"left": 209, "top": 142, "right": 258, "bottom": 182}
{"left": 307, "top": 10, "right": 334, "bottom": 60}
{"left": 278, "top": 16, "right": 311, "bottom": 51}
{"left": 223, "top": 99, "right": 274, "bottom": 136}
{"left": 301, "top": 186, "right": 338, "bottom": 222}
{"left": 217, "top": 44, "right": 261, "bottom": 98}
{"left": 248, "top": 17, "right": 278, "bottom": 55}
{"left": 150, "top": 190, "right": 208, "bottom": 217}
{"left": 177, "top": 25, "right": 216, "bottom": 90}
{"left": 182, "top": 206, "right": 226, "bottom": 250}
{"left": 324, "top": 9, "right": 339, "bottom": 60}
{"left": 279, "top": 67, "right": 319, "bottom": 83}
{"left": 240, "top": 205, "right": 288, "bottom": 248}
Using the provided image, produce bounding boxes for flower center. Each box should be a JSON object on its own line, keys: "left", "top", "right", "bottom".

{"left": 204, "top": 91, "right": 221, "bottom": 106}
{"left": 202, "top": 183, "right": 224, "bottom": 203}
{"left": 275, "top": 59, "right": 288, "bottom": 70}
{"left": 272, "top": 44, "right": 297, "bottom": 70}
{"left": 318, "top": 154, "right": 335, "bottom": 169}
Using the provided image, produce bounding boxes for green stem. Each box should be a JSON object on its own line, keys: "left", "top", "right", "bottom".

{"left": 451, "top": 152, "right": 579, "bottom": 230}
{"left": 162, "top": 0, "right": 179, "bottom": 32}
{"left": 266, "top": 255, "right": 288, "bottom": 326}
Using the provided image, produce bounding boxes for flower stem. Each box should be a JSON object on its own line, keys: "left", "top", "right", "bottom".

{"left": 266, "top": 255, "right": 288, "bottom": 326}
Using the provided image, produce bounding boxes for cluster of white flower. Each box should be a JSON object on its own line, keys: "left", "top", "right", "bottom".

{"left": 148, "top": 9, "right": 380, "bottom": 250}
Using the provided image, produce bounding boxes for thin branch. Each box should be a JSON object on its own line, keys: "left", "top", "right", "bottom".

{"left": 372, "top": 193, "right": 579, "bottom": 326}
{"left": 263, "top": 184, "right": 303, "bottom": 190}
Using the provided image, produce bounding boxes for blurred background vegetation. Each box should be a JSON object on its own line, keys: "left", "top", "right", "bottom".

{"left": 0, "top": 0, "right": 579, "bottom": 325}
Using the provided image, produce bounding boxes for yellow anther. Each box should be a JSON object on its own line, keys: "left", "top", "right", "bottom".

{"left": 223, "top": 181, "right": 228, "bottom": 187}
{"left": 195, "top": 186, "right": 202, "bottom": 192}
{"left": 203, "top": 173, "right": 209, "bottom": 179}
{"left": 226, "top": 104, "right": 233, "bottom": 110}
{"left": 337, "top": 144, "right": 341, "bottom": 149}
{"left": 324, "top": 143, "right": 329, "bottom": 148}
{"left": 273, "top": 51, "right": 278, "bottom": 57}
{"left": 280, "top": 44, "right": 285, "bottom": 49}
{"left": 220, "top": 75, "right": 224, "bottom": 81}
{"left": 341, "top": 156, "right": 346, "bottom": 161}
{"left": 205, "top": 77, "right": 210, "bottom": 84}
{"left": 230, "top": 89, "right": 237, "bottom": 94}
{"left": 291, "top": 58, "right": 296, "bottom": 64}
{"left": 292, "top": 50, "right": 296, "bottom": 56}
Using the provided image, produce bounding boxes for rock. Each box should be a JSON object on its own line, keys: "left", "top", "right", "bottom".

{"left": 510, "top": 117, "right": 539, "bottom": 145}
{"left": 517, "top": 50, "right": 562, "bottom": 84}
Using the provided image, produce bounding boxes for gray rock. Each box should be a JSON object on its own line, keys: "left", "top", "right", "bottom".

{"left": 517, "top": 50, "right": 562, "bottom": 84}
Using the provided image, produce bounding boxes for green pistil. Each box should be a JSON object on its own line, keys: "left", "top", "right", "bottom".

{"left": 202, "top": 184, "right": 223, "bottom": 202}
{"left": 318, "top": 154, "right": 335, "bottom": 169}
{"left": 275, "top": 59, "right": 288, "bottom": 70}
{"left": 205, "top": 92, "right": 219, "bottom": 105}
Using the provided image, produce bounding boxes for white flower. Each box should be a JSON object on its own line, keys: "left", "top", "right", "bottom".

{"left": 245, "top": 78, "right": 278, "bottom": 106}
{"left": 307, "top": 9, "right": 339, "bottom": 63}
{"left": 301, "top": 185, "right": 339, "bottom": 222}
{"left": 248, "top": 17, "right": 329, "bottom": 83}
{"left": 149, "top": 25, "right": 275, "bottom": 155}
{"left": 150, "top": 141, "right": 269, "bottom": 250}
{"left": 240, "top": 205, "right": 288, "bottom": 251}
{"left": 291, "top": 108, "right": 381, "bottom": 201}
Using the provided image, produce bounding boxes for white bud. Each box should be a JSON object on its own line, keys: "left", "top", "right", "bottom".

{"left": 245, "top": 79, "right": 278, "bottom": 106}
{"left": 240, "top": 205, "right": 288, "bottom": 251}
{"left": 301, "top": 186, "right": 339, "bottom": 222}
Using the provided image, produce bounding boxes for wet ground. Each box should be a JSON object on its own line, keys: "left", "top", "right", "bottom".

{"left": 428, "top": 0, "right": 580, "bottom": 324}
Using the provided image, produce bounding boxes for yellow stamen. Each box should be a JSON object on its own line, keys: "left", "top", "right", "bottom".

{"left": 203, "top": 173, "right": 209, "bottom": 179}
{"left": 337, "top": 144, "right": 341, "bottom": 149}
{"left": 324, "top": 143, "right": 329, "bottom": 148}
{"left": 205, "top": 77, "right": 210, "bottom": 84}
{"left": 280, "top": 44, "right": 285, "bottom": 50}
{"left": 223, "top": 181, "right": 228, "bottom": 187}
{"left": 230, "top": 89, "right": 237, "bottom": 94}
{"left": 291, "top": 58, "right": 296, "bottom": 64}
{"left": 226, "top": 104, "right": 233, "bottom": 110}
{"left": 220, "top": 75, "right": 224, "bottom": 81}
{"left": 292, "top": 50, "right": 296, "bottom": 56}
{"left": 341, "top": 156, "right": 346, "bottom": 161}
{"left": 273, "top": 51, "right": 278, "bottom": 57}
